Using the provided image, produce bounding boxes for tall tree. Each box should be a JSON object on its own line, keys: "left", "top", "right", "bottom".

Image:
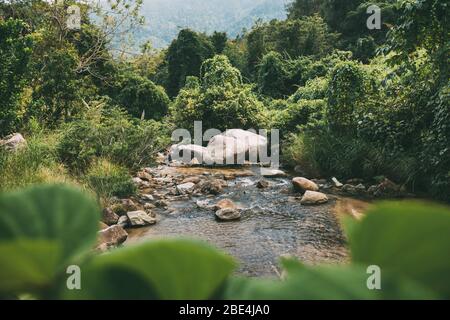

{"left": 210, "top": 31, "right": 228, "bottom": 54}
{"left": 0, "top": 19, "right": 33, "bottom": 135}
{"left": 166, "top": 29, "right": 215, "bottom": 97}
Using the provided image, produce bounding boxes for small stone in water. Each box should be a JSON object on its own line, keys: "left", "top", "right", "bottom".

{"left": 256, "top": 179, "right": 270, "bottom": 189}
{"left": 215, "top": 208, "right": 241, "bottom": 221}
{"left": 300, "top": 191, "right": 329, "bottom": 205}
{"left": 127, "top": 210, "right": 157, "bottom": 227}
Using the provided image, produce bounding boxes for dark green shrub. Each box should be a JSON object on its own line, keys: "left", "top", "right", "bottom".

{"left": 111, "top": 72, "right": 170, "bottom": 120}
{"left": 289, "top": 77, "right": 328, "bottom": 103}
{"left": 171, "top": 55, "right": 265, "bottom": 132}
{"left": 257, "top": 51, "right": 290, "bottom": 98}
{"left": 275, "top": 99, "right": 326, "bottom": 136}
{"left": 57, "top": 107, "right": 170, "bottom": 172}
{"left": 327, "top": 61, "right": 367, "bottom": 131}
{"left": 283, "top": 129, "right": 420, "bottom": 184}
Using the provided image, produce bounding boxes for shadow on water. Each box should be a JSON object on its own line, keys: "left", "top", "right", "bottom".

{"left": 126, "top": 166, "right": 349, "bottom": 277}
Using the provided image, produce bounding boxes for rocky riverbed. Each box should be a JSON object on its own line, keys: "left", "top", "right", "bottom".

{"left": 122, "top": 164, "right": 350, "bottom": 277}
{"left": 95, "top": 128, "right": 407, "bottom": 277}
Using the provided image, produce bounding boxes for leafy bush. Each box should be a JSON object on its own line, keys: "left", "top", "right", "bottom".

{"left": 327, "top": 61, "right": 368, "bottom": 131}
{"left": 85, "top": 159, "right": 136, "bottom": 199}
{"left": 0, "top": 184, "right": 449, "bottom": 299}
{"left": 171, "top": 55, "right": 265, "bottom": 132}
{"left": 57, "top": 107, "right": 170, "bottom": 172}
{"left": 274, "top": 99, "right": 326, "bottom": 136}
{"left": 257, "top": 51, "right": 290, "bottom": 98}
{"left": 109, "top": 71, "right": 170, "bottom": 120}
{"left": 289, "top": 77, "right": 328, "bottom": 103}
{"left": 283, "top": 130, "right": 419, "bottom": 184}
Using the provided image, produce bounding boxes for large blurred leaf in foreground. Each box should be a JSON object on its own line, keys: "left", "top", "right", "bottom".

{"left": 222, "top": 259, "right": 436, "bottom": 300}
{"left": 348, "top": 201, "right": 450, "bottom": 298}
{"left": 0, "top": 185, "right": 100, "bottom": 294}
{"left": 64, "top": 239, "right": 236, "bottom": 300}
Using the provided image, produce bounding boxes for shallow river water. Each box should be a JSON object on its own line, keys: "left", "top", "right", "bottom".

{"left": 126, "top": 166, "right": 349, "bottom": 277}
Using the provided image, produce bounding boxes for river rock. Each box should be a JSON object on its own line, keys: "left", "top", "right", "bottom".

{"left": 292, "top": 177, "right": 319, "bottom": 193}
{"left": 368, "top": 178, "right": 401, "bottom": 197}
{"left": 300, "top": 191, "right": 329, "bottom": 205}
{"left": 256, "top": 179, "right": 270, "bottom": 189}
{"left": 97, "top": 225, "right": 128, "bottom": 250}
{"left": 102, "top": 208, "right": 120, "bottom": 226}
{"left": 176, "top": 182, "right": 196, "bottom": 194}
{"left": 117, "top": 215, "right": 129, "bottom": 227}
{"left": 0, "top": 133, "right": 27, "bottom": 151}
{"left": 137, "top": 171, "right": 153, "bottom": 181}
{"left": 207, "top": 134, "right": 247, "bottom": 164}
{"left": 132, "top": 177, "right": 150, "bottom": 188}
{"left": 355, "top": 184, "right": 367, "bottom": 193}
{"left": 127, "top": 210, "right": 157, "bottom": 227}
{"left": 342, "top": 184, "right": 358, "bottom": 195}
{"left": 197, "top": 179, "right": 225, "bottom": 195}
{"left": 205, "top": 129, "right": 268, "bottom": 165}
{"left": 170, "top": 144, "right": 212, "bottom": 164}
{"left": 261, "top": 168, "right": 287, "bottom": 178}
{"left": 214, "top": 198, "right": 238, "bottom": 211}
{"left": 155, "top": 199, "right": 169, "bottom": 208}
{"left": 223, "top": 129, "right": 268, "bottom": 159}
{"left": 332, "top": 177, "right": 343, "bottom": 188}
{"left": 343, "top": 184, "right": 366, "bottom": 195}
{"left": 181, "top": 176, "right": 202, "bottom": 184}
{"left": 196, "top": 200, "right": 213, "bottom": 209}
{"left": 215, "top": 208, "right": 241, "bottom": 221}
{"left": 144, "top": 202, "right": 156, "bottom": 210}
{"left": 121, "top": 199, "right": 139, "bottom": 212}
{"left": 141, "top": 194, "right": 155, "bottom": 201}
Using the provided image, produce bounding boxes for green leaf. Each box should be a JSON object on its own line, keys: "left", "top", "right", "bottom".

{"left": 0, "top": 240, "right": 61, "bottom": 294}
{"left": 0, "top": 184, "right": 100, "bottom": 295}
{"left": 222, "top": 259, "right": 436, "bottom": 300}
{"left": 349, "top": 201, "right": 450, "bottom": 298}
{"left": 63, "top": 239, "right": 236, "bottom": 300}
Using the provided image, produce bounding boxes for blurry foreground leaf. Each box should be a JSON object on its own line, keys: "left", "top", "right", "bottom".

{"left": 349, "top": 201, "right": 450, "bottom": 298}
{"left": 0, "top": 185, "right": 100, "bottom": 295}
{"left": 64, "top": 239, "right": 236, "bottom": 300}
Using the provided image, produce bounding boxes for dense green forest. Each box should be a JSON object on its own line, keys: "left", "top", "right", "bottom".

{"left": 1, "top": 0, "right": 448, "bottom": 200}
{"left": 0, "top": 0, "right": 449, "bottom": 301}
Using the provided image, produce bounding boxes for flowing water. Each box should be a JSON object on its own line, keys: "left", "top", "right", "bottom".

{"left": 126, "top": 166, "right": 349, "bottom": 277}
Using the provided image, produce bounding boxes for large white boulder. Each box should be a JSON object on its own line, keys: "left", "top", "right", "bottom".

{"left": 170, "top": 144, "right": 212, "bottom": 164}
{"left": 206, "top": 134, "right": 246, "bottom": 164}
{"left": 169, "top": 130, "right": 268, "bottom": 165}
{"left": 223, "top": 129, "right": 267, "bottom": 162}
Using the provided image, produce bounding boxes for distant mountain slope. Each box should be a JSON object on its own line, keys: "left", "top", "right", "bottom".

{"left": 134, "top": 0, "right": 289, "bottom": 48}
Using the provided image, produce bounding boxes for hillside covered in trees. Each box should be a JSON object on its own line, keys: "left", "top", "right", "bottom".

{"left": 2, "top": 0, "right": 447, "bottom": 199}
{"left": 0, "top": 0, "right": 449, "bottom": 301}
